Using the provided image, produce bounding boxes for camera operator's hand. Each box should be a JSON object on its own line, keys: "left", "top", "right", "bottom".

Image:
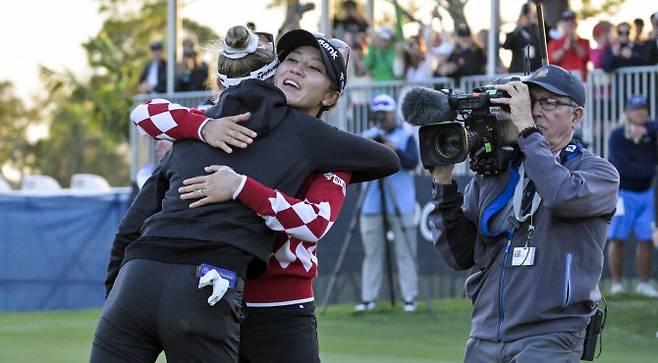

{"left": 431, "top": 164, "right": 454, "bottom": 185}
{"left": 491, "top": 81, "right": 535, "bottom": 135}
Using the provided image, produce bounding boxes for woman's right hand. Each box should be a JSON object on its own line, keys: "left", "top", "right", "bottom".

{"left": 200, "top": 112, "right": 257, "bottom": 153}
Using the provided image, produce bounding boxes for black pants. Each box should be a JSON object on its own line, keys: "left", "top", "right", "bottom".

{"left": 90, "top": 259, "right": 244, "bottom": 363}
{"left": 239, "top": 302, "right": 320, "bottom": 363}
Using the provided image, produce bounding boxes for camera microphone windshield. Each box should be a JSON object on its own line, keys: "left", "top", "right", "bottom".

{"left": 401, "top": 87, "right": 457, "bottom": 126}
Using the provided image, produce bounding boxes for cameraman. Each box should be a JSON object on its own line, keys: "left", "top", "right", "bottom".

{"left": 429, "top": 65, "right": 619, "bottom": 361}
{"left": 355, "top": 95, "right": 420, "bottom": 312}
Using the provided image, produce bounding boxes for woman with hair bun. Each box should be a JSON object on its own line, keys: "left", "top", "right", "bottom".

{"left": 91, "top": 25, "right": 398, "bottom": 363}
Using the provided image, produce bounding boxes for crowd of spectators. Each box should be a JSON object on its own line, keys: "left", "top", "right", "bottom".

{"left": 136, "top": 2, "right": 658, "bottom": 95}
{"left": 328, "top": 1, "right": 658, "bottom": 87}
{"left": 138, "top": 38, "right": 209, "bottom": 94}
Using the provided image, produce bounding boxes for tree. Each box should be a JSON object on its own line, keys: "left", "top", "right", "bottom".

{"left": 579, "top": 0, "right": 624, "bottom": 19}
{"left": 32, "top": 66, "right": 131, "bottom": 187}
{"left": 0, "top": 81, "right": 34, "bottom": 183}
{"left": 81, "top": 0, "right": 216, "bottom": 143}
{"left": 268, "top": 0, "right": 316, "bottom": 39}
{"left": 30, "top": 0, "right": 217, "bottom": 186}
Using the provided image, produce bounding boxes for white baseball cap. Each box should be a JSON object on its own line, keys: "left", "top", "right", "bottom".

{"left": 370, "top": 94, "right": 396, "bottom": 112}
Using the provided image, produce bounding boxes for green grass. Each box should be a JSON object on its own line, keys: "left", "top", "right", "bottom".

{"left": 0, "top": 297, "right": 656, "bottom": 362}
{"left": 319, "top": 298, "right": 470, "bottom": 363}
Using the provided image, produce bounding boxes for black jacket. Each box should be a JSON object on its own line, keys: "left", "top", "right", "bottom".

{"left": 139, "top": 59, "right": 167, "bottom": 93}
{"left": 502, "top": 25, "right": 543, "bottom": 73}
{"left": 601, "top": 43, "right": 647, "bottom": 71}
{"left": 105, "top": 80, "right": 400, "bottom": 296}
{"left": 643, "top": 38, "right": 658, "bottom": 65}
{"left": 441, "top": 45, "right": 486, "bottom": 81}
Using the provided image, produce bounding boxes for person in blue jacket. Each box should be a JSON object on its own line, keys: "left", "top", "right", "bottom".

{"left": 607, "top": 94, "right": 658, "bottom": 297}
{"left": 430, "top": 65, "right": 619, "bottom": 362}
{"left": 355, "top": 94, "right": 420, "bottom": 313}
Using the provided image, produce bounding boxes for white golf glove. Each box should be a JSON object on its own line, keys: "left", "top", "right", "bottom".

{"left": 197, "top": 269, "right": 230, "bottom": 306}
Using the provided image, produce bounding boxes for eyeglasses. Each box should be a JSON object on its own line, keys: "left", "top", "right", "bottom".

{"left": 618, "top": 30, "right": 630, "bottom": 36}
{"left": 531, "top": 97, "right": 579, "bottom": 111}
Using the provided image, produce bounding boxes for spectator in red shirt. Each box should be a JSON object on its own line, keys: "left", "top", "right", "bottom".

{"left": 548, "top": 10, "right": 590, "bottom": 79}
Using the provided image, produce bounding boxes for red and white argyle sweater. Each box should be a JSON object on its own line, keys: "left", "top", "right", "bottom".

{"left": 130, "top": 98, "right": 210, "bottom": 141}
{"left": 131, "top": 99, "right": 351, "bottom": 306}
{"left": 237, "top": 171, "right": 350, "bottom": 306}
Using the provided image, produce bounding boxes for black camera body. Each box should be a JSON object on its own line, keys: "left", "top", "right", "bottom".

{"left": 408, "top": 85, "right": 515, "bottom": 176}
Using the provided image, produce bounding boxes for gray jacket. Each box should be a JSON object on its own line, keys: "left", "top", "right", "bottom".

{"left": 429, "top": 132, "right": 619, "bottom": 342}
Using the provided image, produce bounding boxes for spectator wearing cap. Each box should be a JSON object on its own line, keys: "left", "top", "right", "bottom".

{"left": 138, "top": 40, "right": 167, "bottom": 93}
{"left": 590, "top": 21, "right": 613, "bottom": 69}
{"left": 430, "top": 64, "right": 619, "bottom": 361}
{"left": 502, "top": 2, "right": 543, "bottom": 73}
{"left": 607, "top": 95, "right": 658, "bottom": 297}
{"left": 601, "top": 22, "right": 648, "bottom": 71}
{"left": 355, "top": 94, "right": 420, "bottom": 313}
{"left": 438, "top": 23, "right": 485, "bottom": 80}
{"left": 176, "top": 39, "right": 209, "bottom": 91}
{"left": 644, "top": 12, "right": 658, "bottom": 64}
{"left": 548, "top": 10, "right": 591, "bottom": 79}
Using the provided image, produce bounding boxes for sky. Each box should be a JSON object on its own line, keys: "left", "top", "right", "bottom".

{"left": 1, "top": 0, "right": 657, "bottom": 102}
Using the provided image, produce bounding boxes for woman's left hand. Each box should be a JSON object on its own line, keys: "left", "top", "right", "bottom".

{"left": 179, "top": 165, "right": 245, "bottom": 208}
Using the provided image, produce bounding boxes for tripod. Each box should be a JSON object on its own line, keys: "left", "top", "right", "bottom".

{"left": 320, "top": 177, "right": 431, "bottom": 317}
{"left": 380, "top": 177, "right": 436, "bottom": 319}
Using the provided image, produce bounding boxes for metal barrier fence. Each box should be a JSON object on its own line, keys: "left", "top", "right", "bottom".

{"left": 128, "top": 66, "right": 658, "bottom": 189}
{"left": 585, "top": 65, "right": 658, "bottom": 158}
{"left": 131, "top": 65, "right": 658, "bottom": 180}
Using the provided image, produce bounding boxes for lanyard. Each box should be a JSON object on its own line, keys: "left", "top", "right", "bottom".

{"left": 512, "top": 162, "right": 541, "bottom": 223}
{"left": 511, "top": 138, "right": 583, "bottom": 243}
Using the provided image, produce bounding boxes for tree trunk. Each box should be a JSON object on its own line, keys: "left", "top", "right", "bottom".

{"left": 278, "top": 0, "right": 316, "bottom": 40}
{"left": 436, "top": 0, "right": 469, "bottom": 32}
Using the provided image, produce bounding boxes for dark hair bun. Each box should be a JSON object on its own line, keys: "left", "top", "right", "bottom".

{"left": 225, "top": 26, "right": 251, "bottom": 49}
